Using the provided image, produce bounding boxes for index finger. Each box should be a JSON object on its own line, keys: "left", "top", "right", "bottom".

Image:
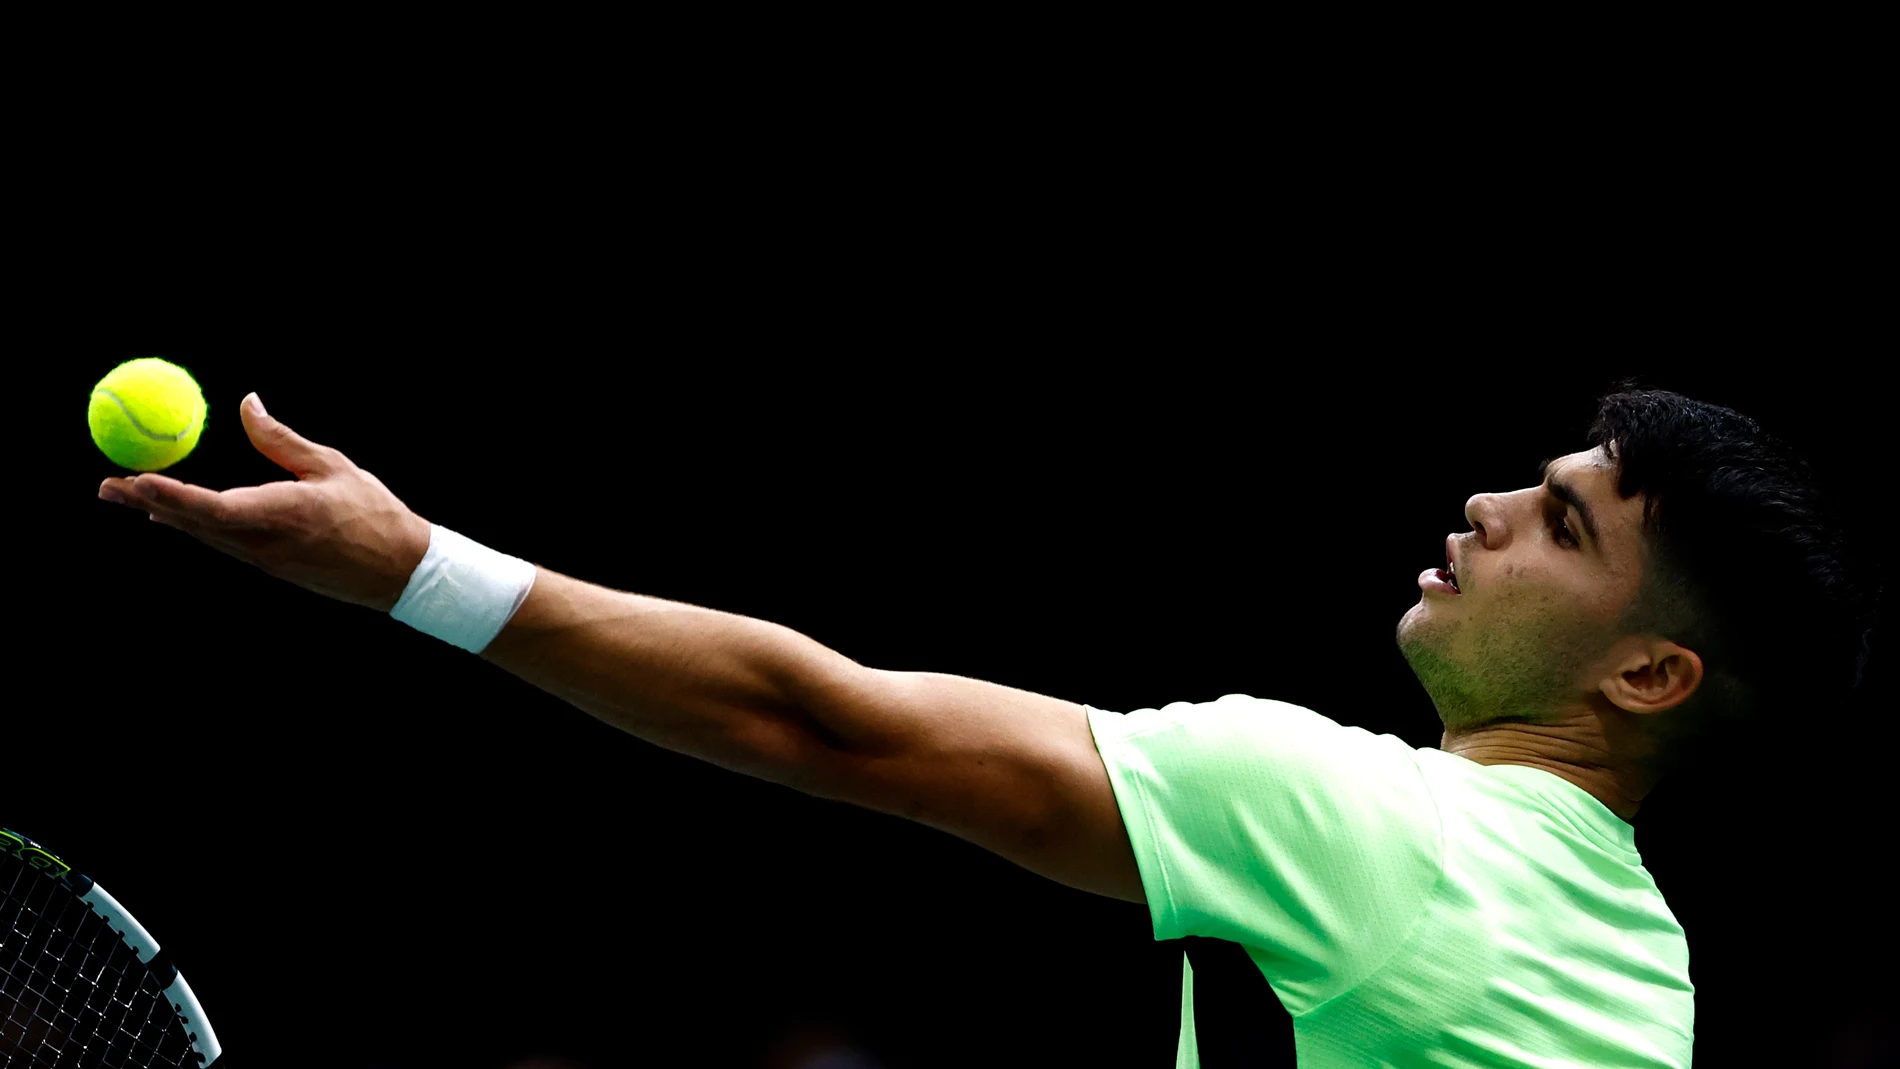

{"left": 110, "top": 473, "right": 230, "bottom": 522}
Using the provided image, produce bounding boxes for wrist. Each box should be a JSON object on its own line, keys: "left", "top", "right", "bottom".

{"left": 375, "top": 511, "right": 436, "bottom": 612}
{"left": 389, "top": 524, "right": 538, "bottom": 653}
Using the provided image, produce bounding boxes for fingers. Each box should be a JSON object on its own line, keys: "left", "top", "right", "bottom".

{"left": 99, "top": 473, "right": 234, "bottom": 535}
{"left": 99, "top": 473, "right": 205, "bottom": 519}
{"left": 239, "top": 393, "right": 348, "bottom": 479}
{"left": 116, "top": 474, "right": 228, "bottom": 518}
{"left": 100, "top": 481, "right": 256, "bottom": 559}
{"left": 100, "top": 466, "right": 308, "bottom": 534}
{"left": 141, "top": 503, "right": 213, "bottom": 537}
{"left": 99, "top": 475, "right": 234, "bottom": 539}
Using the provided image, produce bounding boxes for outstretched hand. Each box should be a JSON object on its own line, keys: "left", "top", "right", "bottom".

{"left": 97, "top": 393, "right": 434, "bottom": 612}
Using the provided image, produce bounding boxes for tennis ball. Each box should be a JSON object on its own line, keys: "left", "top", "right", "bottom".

{"left": 88, "top": 358, "right": 208, "bottom": 472}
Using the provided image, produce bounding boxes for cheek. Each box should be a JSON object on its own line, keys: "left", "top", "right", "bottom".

{"left": 1494, "top": 565, "right": 1548, "bottom": 606}
{"left": 1491, "top": 564, "right": 1584, "bottom": 611}
{"left": 1570, "top": 562, "right": 1637, "bottom": 617}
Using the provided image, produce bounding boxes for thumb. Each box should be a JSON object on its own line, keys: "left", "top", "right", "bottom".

{"left": 240, "top": 393, "right": 338, "bottom": 478}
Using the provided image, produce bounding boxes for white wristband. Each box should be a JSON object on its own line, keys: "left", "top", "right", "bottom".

{"left": 389, "top": 524, "right": 538, "bottom": 654}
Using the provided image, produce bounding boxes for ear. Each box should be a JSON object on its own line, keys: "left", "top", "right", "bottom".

{"left": 1600, "top": 639, "right": 1703, "bottom": 716}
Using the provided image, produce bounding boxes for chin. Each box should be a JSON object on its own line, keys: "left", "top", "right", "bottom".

{"left": 1395, "top": 609, "right": 1454, "bottom": 679}
{"left": 1397, "top": 601, "right": 1437, "bottom": 643}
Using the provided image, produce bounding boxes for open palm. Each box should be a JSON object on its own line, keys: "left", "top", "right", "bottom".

{"left": 97, "top": 393, "right": 434, "bottom": 612}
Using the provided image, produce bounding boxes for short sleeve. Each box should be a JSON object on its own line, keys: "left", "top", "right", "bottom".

{"left": 1087, "top": 694, "right": 1442, "bottom": 1014}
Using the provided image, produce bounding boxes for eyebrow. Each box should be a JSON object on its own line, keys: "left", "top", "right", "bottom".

{"left": 1536, "top": 457, "right": 1601, "bottom": 548}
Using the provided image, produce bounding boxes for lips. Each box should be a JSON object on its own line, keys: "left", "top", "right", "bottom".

{"left": 1418, "top": 536, "right": 1465, "bottom": 597}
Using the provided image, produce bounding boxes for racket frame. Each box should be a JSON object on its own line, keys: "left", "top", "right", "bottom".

{"left": 2, "top": 826, "right": 223, "bottom": 1066}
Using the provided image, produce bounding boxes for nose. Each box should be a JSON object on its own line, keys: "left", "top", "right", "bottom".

{"left": 1464, "top": 492, "right": 1504, "bottom": 550}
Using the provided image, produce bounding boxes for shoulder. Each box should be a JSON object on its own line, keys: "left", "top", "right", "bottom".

{"left": 1089, "top": 694, "right": 1445, "bottom": 997}
{"left": 1094, "top": 692, "right": 1339, "bottom": 729}
{"left": 1090, "top": 693, "right": 1416, "bottom": 768}
{"left": 1087, "top": 692, "right": 1437, "bottom": 851}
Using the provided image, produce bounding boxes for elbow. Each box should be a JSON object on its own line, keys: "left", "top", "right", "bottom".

{"left": 719, "top": 698, "right": 875, "bottom": 802}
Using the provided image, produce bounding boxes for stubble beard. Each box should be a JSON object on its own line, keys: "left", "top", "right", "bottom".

{"left": 1397, "top": 601, "right": 1603, "bottom": 737}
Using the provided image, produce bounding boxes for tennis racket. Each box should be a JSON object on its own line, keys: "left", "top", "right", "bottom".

{"left": 2, "top": 826, "right": 221, "bottom": 1067}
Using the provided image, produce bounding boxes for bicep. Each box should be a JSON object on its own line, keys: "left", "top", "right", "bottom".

{"left": 811, "top": 668, "right": 1145, "bottom": 905}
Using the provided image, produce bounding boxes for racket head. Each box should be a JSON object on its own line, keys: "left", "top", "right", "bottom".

{"left": 1, "top": 826, "right": 222, "bottom": 1067}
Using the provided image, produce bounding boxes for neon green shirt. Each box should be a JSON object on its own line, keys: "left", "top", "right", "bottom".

{"left": 1087, "top": 695, "right": 1694, "bottom": 1068}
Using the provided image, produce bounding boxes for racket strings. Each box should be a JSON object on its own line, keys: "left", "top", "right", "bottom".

{"left": 1, "top": 862, "right": 199, "bottom": 1068}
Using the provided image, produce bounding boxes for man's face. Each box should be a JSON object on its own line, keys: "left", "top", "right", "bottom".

{"left": 1396, "top": 444, "right": 1651, "bottom": 732}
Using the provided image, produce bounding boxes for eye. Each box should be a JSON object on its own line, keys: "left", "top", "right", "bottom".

{"left": 1551, "top": 513, "right": 1577, "bottom": 547}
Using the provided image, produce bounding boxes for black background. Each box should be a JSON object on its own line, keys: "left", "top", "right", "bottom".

{"left": 10, "top": 72, "right": 1893, "bottom": 1068}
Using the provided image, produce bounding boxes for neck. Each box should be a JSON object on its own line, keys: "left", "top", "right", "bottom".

{"left": 1440, "top": 707, "right": 1656, "bottom": 822}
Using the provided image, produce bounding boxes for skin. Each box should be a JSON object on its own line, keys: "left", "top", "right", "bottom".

{"left": 96, "top": 395, "right": 1697, "bottom": 909}
{"left": 1396, "top": 445, "right": 1704, "bottom": 821}
{"left": 98, "top": 395, "right": 1145, "bottom": 903}
{"left": 97, "top": 395, "right": 436, "bottom": 613}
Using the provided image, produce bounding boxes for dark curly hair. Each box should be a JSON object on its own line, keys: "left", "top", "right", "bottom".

{"left": 1586, "top": 382, "right": 1881, "bottom": 772}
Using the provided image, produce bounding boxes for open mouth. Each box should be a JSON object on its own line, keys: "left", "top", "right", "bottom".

{"left": 1442, "top": 536, "right": 1462, "bottom": 592}
{"left": 1419, "top": 538, "right": 1463, "bottom": 597}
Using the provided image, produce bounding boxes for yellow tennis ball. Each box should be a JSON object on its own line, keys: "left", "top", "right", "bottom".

{"left": 88, "top": 358, "right": 208, "bottom": 472}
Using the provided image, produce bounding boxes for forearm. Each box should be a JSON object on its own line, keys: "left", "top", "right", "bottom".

{"left": 478, "top": 566, "right": 879, "bottom": 789}
{"left": 103, "top": 435, "right": 1146, "bottom": 901}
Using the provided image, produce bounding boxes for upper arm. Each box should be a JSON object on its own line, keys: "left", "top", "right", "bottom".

{"left": 806, "top": 667, "right": 1145, "bottom": 904}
